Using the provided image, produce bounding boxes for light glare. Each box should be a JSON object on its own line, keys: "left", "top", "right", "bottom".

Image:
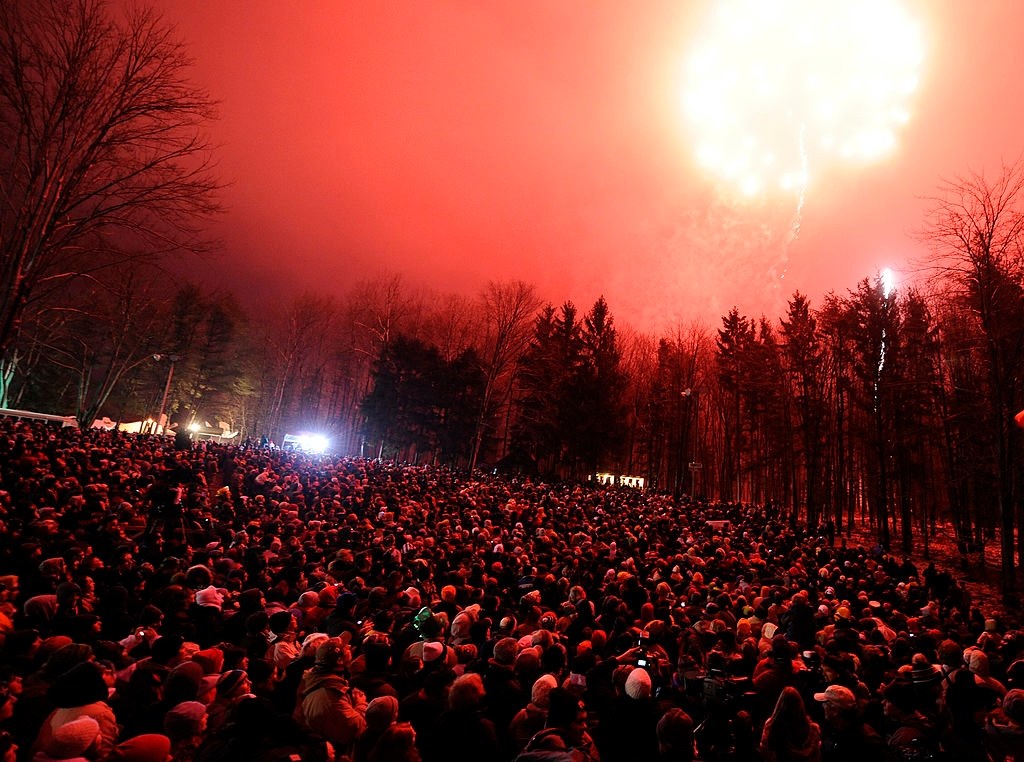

{"left": 881, "top": 267, "right": 897, "bottom": 297}
{"left": 298, "top": 434, "right": 330, "bottom": 454}
{"left": 682, "top": 0, "right": 924, "bottom": 197}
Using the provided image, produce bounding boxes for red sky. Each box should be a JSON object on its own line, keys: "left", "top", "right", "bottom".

{"left": 147, "top": 1, "right": 1024, "bottom": 332}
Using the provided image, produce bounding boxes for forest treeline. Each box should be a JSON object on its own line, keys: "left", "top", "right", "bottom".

{"left": 3, "top": 1, "right": 1024, "bottom": 596}
{"left": 11, "top": 160, "right": 1024, "bottom": 597}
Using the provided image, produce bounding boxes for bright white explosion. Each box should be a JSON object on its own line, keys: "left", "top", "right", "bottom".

{"left": 683, "top": 0, "right": 925, "bottom": 199}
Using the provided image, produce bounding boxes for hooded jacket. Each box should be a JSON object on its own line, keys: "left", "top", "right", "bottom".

{"left": 295, "top": 668, "right": 367, "bottom": 750}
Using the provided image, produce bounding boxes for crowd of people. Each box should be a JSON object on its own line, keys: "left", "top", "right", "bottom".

{"left": 0, "top": 419, "right": 1021, "bottom": 761}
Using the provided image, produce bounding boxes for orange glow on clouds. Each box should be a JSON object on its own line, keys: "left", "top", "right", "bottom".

{"left": 683, "top": 0, "right": 925, "bottom": 198}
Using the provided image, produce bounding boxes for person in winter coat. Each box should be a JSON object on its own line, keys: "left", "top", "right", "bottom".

{"left": 295, "top": 635, "right": 367, "bottom": 757}
{"left": 31, "top": 715, "right": 100, "bottom": 762}
{"left": 509, "top": 674, "right": 558, "bottom": 754}
{"left": 31, "top": 662, "right": 118, "bottom": 761}
{"left": 881, "top": 680, "right": 939, "bottom": 759}
{"left": 985, "top": 688, "right": 1024, "bottom": 762}
{"left": 515, "top": 687, "right": 599, "bottom": 762}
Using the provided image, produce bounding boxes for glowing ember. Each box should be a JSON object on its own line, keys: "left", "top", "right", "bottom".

{"left": 683, "top": 0, "right": 925, "bottom": 198}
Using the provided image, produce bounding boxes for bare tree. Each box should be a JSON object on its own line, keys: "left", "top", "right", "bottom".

{"left": 920, "top": 161, "right": 1024, "bottom": 600}
{"left": 256, "top": 294, "right": 339, "bottom": 441}
{"left": 0, "top": 0, "right": 220, "bottom": 402}
{"left": 469, "top": 280, "right": 541, "bottom": 472}
{"left": 11, "top": 265, "right": 170, "bottom": 425}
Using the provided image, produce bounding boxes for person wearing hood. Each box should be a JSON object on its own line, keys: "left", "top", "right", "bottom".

{"left": 508, "top": 674, "right": 558, "bottom": 754}
{"left": 31, "top": 662, "right": 118, "bottom": 761}
{"left": 985, "top": 688, "right": 1024, "bottom": 761}
{"left": 597, "top": 666, "right": 661, "bottom": 762}
{"left": 881, "top": 680, "right": 938, "bottom": 759}
{"left": 32, "top": 715, "right": 100, "bottom": 762}
{"left": 353, "top": 695, "right": 398, "bottom": 762}
{"left": 295, "top": 635, "right": 367, "bottom": 756}
{"left": 482, "top": 636, "right": 526, "bottom": 752}
{"left": 813, "top": 684, "right": 889, "bottom": 762}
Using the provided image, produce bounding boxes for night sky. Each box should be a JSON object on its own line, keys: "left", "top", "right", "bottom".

{"left": 147, "top": 1, "right": 1024, "bottom": 331}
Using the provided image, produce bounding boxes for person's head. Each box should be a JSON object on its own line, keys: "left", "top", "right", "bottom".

{"left": 1003, "top": 689, "right": 1024, "bottom": 726}
{"left": 0, "top": 730, "right": 15, "bottom": 762}
{"left": 108, "top": 733, "right": 172, "bottom": 762}
{"left": 546, "top": 687, "right": 588, "bottom": 745}
{"left": 492, "top": 636, "right": 518, "bottom": 666}
{"left": 813, "top": 684, "right": 857, "bottom": 722}
{"left": 657, "top": 708, "right": 695, "bottom": 760}
{"left": 368, "top": 722, "right": 419, "bottom": 762}
{"left": 365, "top": 695, "right": 400, "bottom": 734}
{"left": 49, "top": 661, "right": 108, "bottom": 709}
{"left": 531, "top": 674, "right": 558, "bottom": 709}
{"left": 448, "top": 672, "right": 485, "bottom": 711}
{"left": 882, "top": 680, "right": 917, "bottom": 720}
{"left": 625, "top": 667, "right": 652, "bottom": 701}
{"left": 44, "top": 716, "right": 100, "bottom": 759}
{"left": 215, "top": 669, "right": 250, "bottom": 700}
{"left": 313, "top": 635, "right": 352, "bottom": 673}
{"left": 163, "top": 701, "right": 207, "bottom": 741}
{"left": 268, "top": 611, "right": 296, "bottom": 639}
{"left": 767, "top": 686, "right": 811, "bottom": 736}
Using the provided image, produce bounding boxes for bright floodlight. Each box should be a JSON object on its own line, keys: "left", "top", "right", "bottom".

{"left": 298, "top": 434, "right": 329, "bottom": 454}
{"left": 683, "top": 0, "right": 924, "bottom": 197}
{"left": 188, "top": 422, "right": 201, "bottom": 432}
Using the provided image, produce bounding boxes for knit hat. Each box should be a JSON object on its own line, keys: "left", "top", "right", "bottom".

{"left": 516, "top": 646, "right": 541, "bottom": 674}
{"left": 302, "top": 632, "right": 330, "bottom": 652}
{"left": 297, "top": 591, "right": 319, "bottom": 608}
{"left": 422, "top": 641, "right": 445, "bottom": 664}
{"left": 198, "top": 674, "right": 219, "bottom": 700}
{"left": 39, "top": 635, "right": 74, "bottom": 658}
{"left": 625, "top": 667, "right": 652, "bottom": 700}
{"left": 216, "top": 669, "right": 247, "bottom": 696}
{"left": 531, "top": 674, "right": 558, "bottom": 709}
{"left": 910, "top": 653, "right": 941, "bottom": 684}
{"left": 1004, "top": 689, "right": 1024, "bottom": 725}
{"left": 451, "top": 612, "right": 473, "bottom": 642}
{"left": 195, "top": 586, "right": 224, "bottom": 609}
{"left": 164, "top": 700, "right": 207, "bottom": 739}
{"left": 365, "top": 695, "right": 399, "bottom": 732}
{"left": 492, "top": 637, "right": 518, "bottom": 666}
{"left": 966, "top": 648, "right": 990, "bottom": 675}
{"left": 164, "top": 661, "right": 204, "bottom": 702}
{"left": 109, "top": 734, "right": 172, "bottom": 762}
{"left": 45, "top": 715, "right": 101, "bottom": 758}
{"left": 191, "top": 647, "right": 224, "bottom": 675}
{"left": 43, "top": 642, "right": 93, "bottom": 677}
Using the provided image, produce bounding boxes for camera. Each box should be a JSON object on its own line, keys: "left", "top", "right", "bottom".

{"left": 684, "top": 670, "right": 750, "bottom": 707}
